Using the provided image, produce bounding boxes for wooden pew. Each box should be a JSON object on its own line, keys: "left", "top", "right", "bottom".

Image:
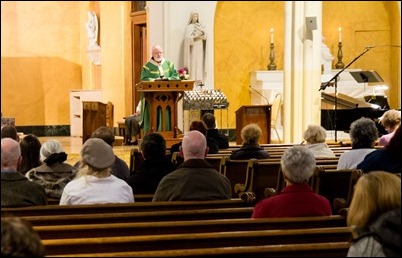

{"left": 48, "top": 242, "right": 350, "bottom": 257}
{"left": 42, "top": 227, "right": 351, "bottom": 256}
{"left": 46, "top": 193, "right": 154, "bottom": 205}
{"left": 10, "top": 207, "right": 255, "bottom": 226}
{"left": 234, "top": 160, "right": 282, "bottom": 201}
{"left": 220, "top": 157, "right": 257, "bottom": 198}
{"left": 171, "top": 152, "right": 228, "bottom": 173}
{"left": 1, "top": 198, "right": 251, "bottom": 217}
{"left": 35, "top": 215, "right": 346, "bottom": 240}
{"left": 312, "top": 168, "right": 364, "bottom": 214}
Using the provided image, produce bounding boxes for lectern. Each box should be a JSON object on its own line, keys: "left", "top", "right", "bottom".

{"left": 82, "top": 101, "right": 106, "bottom": 144}
{"left": 136, "top": 80, "right": 194, "bottom": 139}
{"left": 235, "top": 105, "right": 272, "bottom": 145}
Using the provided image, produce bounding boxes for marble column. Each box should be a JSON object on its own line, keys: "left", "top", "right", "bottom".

{"left": 283, "top": 1, "right": 322, "bottom": 143}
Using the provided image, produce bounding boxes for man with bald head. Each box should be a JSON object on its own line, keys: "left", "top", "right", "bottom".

{"left": 1, "top": 138, "right": 47, "bottom": 207}
{"left": 152, "top": 130, "right": 231, "bottom": 201}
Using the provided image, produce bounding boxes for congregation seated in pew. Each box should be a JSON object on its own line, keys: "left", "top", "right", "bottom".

{"left": 252, "top": 146, "right": 331, "bottom": 218}
{"left": 302, "top": 124, "right": 336, "bottom": 158}
{"left": 152, "top": 131, "right": 231, "bottom": 201}
{"left": 230, "top": 123, "right": 270, "bottom": 160}
{"left": 347, "top": 171, "right": 401, "bottom": 257}
{"left": 60, "top": 138, "right": 133, "bottom": 205}
{"left": 127, "top": 133, "right": 175, "bottom": 195}
{"left": 25, "top": 139, "right": 75, "bottom": 200}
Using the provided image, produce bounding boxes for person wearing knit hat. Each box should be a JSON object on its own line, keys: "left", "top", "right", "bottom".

{"left": 25, "top": 140, "right": 75, "bottom": 200}
{"left": 72, "top": 126, "right": 130, "bottom": 181}
{"left": 60, "top": 138, "right": 134, "bottom": 205}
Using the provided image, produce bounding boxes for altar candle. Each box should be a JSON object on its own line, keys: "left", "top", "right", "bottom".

{"left": 270, "top": 28, "right": 274, "bottom": 44}
{"left": 338, "top": 27, "right": 342, "bottom": 42}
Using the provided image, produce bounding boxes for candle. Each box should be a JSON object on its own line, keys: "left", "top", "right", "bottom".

{"left": 270, "top": 28, "right": 274, "bottom": 44}
{"left": 338, "top": 27, "right": 342, "bottom": 43}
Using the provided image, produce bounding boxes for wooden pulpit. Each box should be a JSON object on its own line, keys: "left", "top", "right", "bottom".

{"left": 82, "top": 101, "right": 106, "bottom": 144}
{"left": 136, "top": 80, "right": 194, "bottom": 139}
{"left": 235, "top": 105, "right": 272, "bottom": 144}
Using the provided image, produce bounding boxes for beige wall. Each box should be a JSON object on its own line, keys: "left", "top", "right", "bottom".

{"left": 214, "top": 1, "right": 285, "bottom": 129}
{"left": 1, "top": 1, "right": 81, "bottom": 126}
{"left": 1, "top": 1, "right": 400, "bottom": 133}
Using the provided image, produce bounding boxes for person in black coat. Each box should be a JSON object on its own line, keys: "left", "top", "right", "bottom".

{"left": 127, "top": 133, "right": 175, "bottom": 194}
{"left": 230, "top": 123, "right": 270, "bottom": 160}
{"left": 202, "top": 112, "right": 229, "bottom": 149}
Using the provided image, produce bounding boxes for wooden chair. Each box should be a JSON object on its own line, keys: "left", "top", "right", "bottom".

{"left": 270, "top": 93, "right": 282, "bottom": 142}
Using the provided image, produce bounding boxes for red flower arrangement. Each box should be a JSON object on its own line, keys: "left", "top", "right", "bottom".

{"left": 178, "top": 67, "right": 189, "bottom": 80}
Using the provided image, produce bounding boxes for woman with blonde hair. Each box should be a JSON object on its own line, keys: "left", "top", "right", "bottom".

{"left": 347, "top": 171, "right": 401, "bottom": 257}
{"left": 60, "top": 138, "right": 134, "bottom": 205}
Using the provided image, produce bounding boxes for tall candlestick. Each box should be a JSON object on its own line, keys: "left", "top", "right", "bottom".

{"left": 270, "top": 28, "right": 274, "bottom": 44}
{"left": 338, "top": 27, "right": 342, "bottom": 43}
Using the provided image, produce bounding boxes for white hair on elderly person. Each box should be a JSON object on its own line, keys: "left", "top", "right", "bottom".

{"left": 180, "top": 130, "right": 208, "bottom": 160}
{"left": 303, "top": 124, "right": 327, "bottom": 144}
{"left": 280, "top": 146, "right": 316, "bottom": 184}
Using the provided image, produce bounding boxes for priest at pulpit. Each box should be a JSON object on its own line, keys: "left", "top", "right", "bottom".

{"left": 138, "top": 45, "right": 180, "bottom": 134}
{"left": 140, "top": 45, "right": 179, "bottom": 81}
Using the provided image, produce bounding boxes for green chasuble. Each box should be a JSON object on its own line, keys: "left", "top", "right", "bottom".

{"left": 139, "top": 58, "right": 179, "bottom": 132}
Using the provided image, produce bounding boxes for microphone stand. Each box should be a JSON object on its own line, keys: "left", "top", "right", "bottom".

{"left": 249, "top": 85, "right": 270, "bottom": 105}
{"left": 319, "top": 46, "right": 373, "bottom": 142}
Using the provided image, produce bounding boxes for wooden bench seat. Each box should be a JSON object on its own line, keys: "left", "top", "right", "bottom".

{"left": 12, "top": 207, "right": 255, "bottom": 226}
{"left": 35, "top": 215, "right": 346, "bottom": 240}
{"left": 1, "top": 198, "right": 251, "bottom": 217}
{"left": 49, "top": 242, "right": 351, "bottom": 257}
{"left": 42, "top": 227, "right": 351, "bottom": 256}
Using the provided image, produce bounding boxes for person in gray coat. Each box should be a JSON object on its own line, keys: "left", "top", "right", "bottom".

{"left": 1, "top": 138, "right": 47, "bottom": 207}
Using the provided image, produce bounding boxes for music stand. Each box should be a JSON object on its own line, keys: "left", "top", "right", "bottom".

{"left": 350, "top": 70, "right": 388, "bottom": 110}
{"left": 349, "top": 70, "right": 384, "bottom": 84}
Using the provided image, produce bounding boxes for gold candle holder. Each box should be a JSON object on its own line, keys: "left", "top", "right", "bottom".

{"left": 267, "top": 43, "right": 277, "bottom": 70}
{"left": 335, "top": 42, "right": 345, "bottom": 69}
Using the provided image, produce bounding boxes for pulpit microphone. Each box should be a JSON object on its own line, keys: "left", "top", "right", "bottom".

{"left": 249, "top": 85, "right": 269, "bottom": 105}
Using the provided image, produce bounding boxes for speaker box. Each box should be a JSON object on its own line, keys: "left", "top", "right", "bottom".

{"left": 306, "top": 16, "right": 317, "bottom": 31}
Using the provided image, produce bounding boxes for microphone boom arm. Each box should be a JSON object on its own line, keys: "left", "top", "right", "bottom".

{"left": 319, "top": 47, "right": 372, "bottom": 91}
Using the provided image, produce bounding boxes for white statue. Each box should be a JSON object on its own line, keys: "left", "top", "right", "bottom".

{"left": 86, "top": 11, "right": 99, "bottom": 47}
{"left": 85, "top": 11, "right": 100, "bottom": 65}
{"left": 183, "top": 12, "right": 207, "bottom": 85}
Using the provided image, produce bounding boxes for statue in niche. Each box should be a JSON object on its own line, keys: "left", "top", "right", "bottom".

{"left": 86, "top": 11, "right": 98, "bottom": 47}
{"left": 85, "top": 11, "right": 100, "bottom": 65}
{"left": 183, "top": 11, "right": 207, "bottom": 86}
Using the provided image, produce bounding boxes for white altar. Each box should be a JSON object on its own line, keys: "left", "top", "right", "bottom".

{"left": 250, "top": 69, "right": 387, "bottom": 105}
